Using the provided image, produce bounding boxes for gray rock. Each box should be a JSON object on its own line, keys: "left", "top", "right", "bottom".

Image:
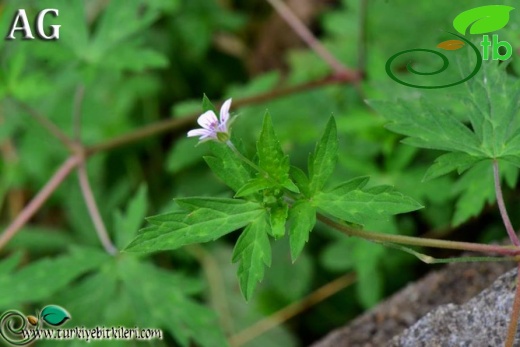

{"left": 388, "top": 268, "right": 519, "bottom": 347}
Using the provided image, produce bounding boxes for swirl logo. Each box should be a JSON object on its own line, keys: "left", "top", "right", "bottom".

{"left": 0, "top": 305, "right": 70, "bottom": 346}
{"left": 386, "top": 5, "right": 515, "bottom": 89}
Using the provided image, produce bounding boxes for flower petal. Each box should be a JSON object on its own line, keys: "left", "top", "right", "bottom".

{"left": 197, "top": 111, "right": 218, "bottom": 130}
{"left": 220, "top": 98, "right": 232, "bottom": 124}
{"left": 187, "top": 128, "right": 212, "bottom": 137}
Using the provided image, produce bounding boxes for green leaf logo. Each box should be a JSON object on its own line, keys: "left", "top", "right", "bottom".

{"left": 453, "top": 5, "right": 515, "bottom": 35}
{"left": 40, "top": 305, "right": 70, "bottom": 326}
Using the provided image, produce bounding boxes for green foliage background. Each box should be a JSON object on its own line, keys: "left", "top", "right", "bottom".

{"left": 1, "top": 0, "right": 520, "bottom": 346}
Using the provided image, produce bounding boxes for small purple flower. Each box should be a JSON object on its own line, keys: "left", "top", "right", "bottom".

{"left": 187, "top": 98, "right": 232, "bottom": 142}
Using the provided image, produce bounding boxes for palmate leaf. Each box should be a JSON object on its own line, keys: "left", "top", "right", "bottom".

{"left": 118, "top": 257, "right": 228, "bottom": 347}
{"left": 124, "top": 198, "right": 264, "bottom": 253}
{"left": 369, "top": 62, "right": 520, "bottom": 176}
{"left": 232, "top": 213, "right": 272, "bottom": 300}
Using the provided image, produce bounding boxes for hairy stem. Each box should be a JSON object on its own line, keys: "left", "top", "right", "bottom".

{"left": 493, "top": 160, "right": 520, "bottom": 246}
{"left": 226, "top": 141, "right": 265, "bottom": 175}
{"left": 0, "top": 155, "right": 81, "bottom": 250}
{"left": 265, "top": 0, "right": 359, "bottom": 80}
{"left": 317, "top": 214, "right": 520, "bottom": 256}
{"left": 77, "top": 164, "right": 118, "bottom": 255}
{"left": 505, "top": 264, "right": 520, "bottom": 347}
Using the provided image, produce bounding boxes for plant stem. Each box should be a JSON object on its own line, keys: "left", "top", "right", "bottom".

{"left": 505, "top": 264, "right": 520, "bottom": 347}
{"left": 77, "top": 163, "right": 118, "bottom": 255}
{"left": 229, "top": 272, "right": 356, "bottom": 346}
{"left": 317, "top": 214, "right": 520, "bottom": 256}
{"left": 85, "top": 76, "right": 357, "bottom": 157}
{"left": 493, "top": 160, "right": 520, "bottom": 246}
{"left": 226, "top": 141, "right": 265, "bottom": 175}
{"left": 265, "top": 0, "right": 359, "bottom": 80}
{"left": 226, "top": 142, "right": 520, "bottom": 256}
{"left": 0, "top": 155, "right": 81, "bottom": 250}
{"left": 10, "top": 98, "right": 76, "bottom": 150}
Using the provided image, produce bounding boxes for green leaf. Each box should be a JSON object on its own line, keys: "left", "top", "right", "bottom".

{"left": 269, "top": 202, "right": 289, "bottom": 239}
{"left": 90, "top": 0, "right": 163, "bottom": 57}
{"left": 257, "top": 112, "right": 293, "bottom": 186}
{"left": 125, "top": 198, "right": 264, "bottom": 253}
{"left": 232, "top": 214, "right": 272, "bottom": 300}
{"left": 204, "top": 141, "right": 253, "bottom": 192}
{"left": 423, "top": 153, "right": 484, "bottom": 181}
{"left": 290, "top": 166, "right": 311, "bottom": 197}
{"left": 118, "top": 257, "right": 228, "bottom": 347}
{"left": 329, "top": 176, "right": 370, "bottom": 195}
{"left": 288, "top": 200, "right": 316, "bottom": 262}
{"left": 0, "top": 247, "right": 109, "bottom": 307}
{"left": 313, "top": 184, "right": 423, "bottom": 225}
{"left": 464, "top": 63, "right": 520, "bottom": 158}
{"left": 369, "top": 99, "right": 483, "bottom": 155}
{"left": 235, "top": 177, "right": 271, "bottom": 197}
{"left": 114, "top": 185, "right": 148, "bottom": 249}
{"left": 41, "top": 305, "right": 71, "bottom": 326}
{"left": 453, "top": 5, "right": 515, "bottom": 35}
{"left": 202, "top": 94, "right": 218, "bottom": 114}
{"left": 452, "top": 160, "right": 495, "bottom": 225}
{"left": 309, "top": 117, "right": 338, "bottom": 194}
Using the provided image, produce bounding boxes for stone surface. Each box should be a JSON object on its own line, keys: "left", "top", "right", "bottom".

{"left": 389, "top": 268, "right": 519, "bottom": 347}
{"left": 311, "top": 257, "right": 516, "bottom": 347}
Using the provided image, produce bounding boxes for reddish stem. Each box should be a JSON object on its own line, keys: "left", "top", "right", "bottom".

{"left": 0, "top": 155, "right": 81, "bottom": 250}
{"left": 493, "top": 160, "right": 520, "bottom": 246}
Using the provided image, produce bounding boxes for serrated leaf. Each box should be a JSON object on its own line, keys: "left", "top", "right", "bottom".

{"left": 269, "top": 202, "right": 289, "bottom": 239}
{"left": 309, "top": 117, "right": 338, "bottom": 194}
{"left": 314, "top": 185, "right": 423, "bottom": 225}
{"left": 235, "top": 177, "right": 271, "bottom": 197}
{"left": 204, "top": 141, "right": 253, "bottom": 192}
{"left": 423, "top": 153, "right": 484, "bottom": 181}
{"left": 257, "top": 112, "right": 292, "bottom": 185}
{"left": 289, "top": 200, "right": 316, "bottom": 262}
{"left": 453, "top": 5, "right": 515, "bottom": 35}
{"left": 369, "top": 99, "right": 482, "bottom": 155}
{"left": 41, "top": 305, "right": 70, "bottom": 326}
{"left": 125, "top": 198, "right": 264, "bottom": 253}
{"left": 232, "top": 214, "right": 271, "bottom": 300}
{"left": 464, "top": 63, "right": 520, "bottom": 158}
